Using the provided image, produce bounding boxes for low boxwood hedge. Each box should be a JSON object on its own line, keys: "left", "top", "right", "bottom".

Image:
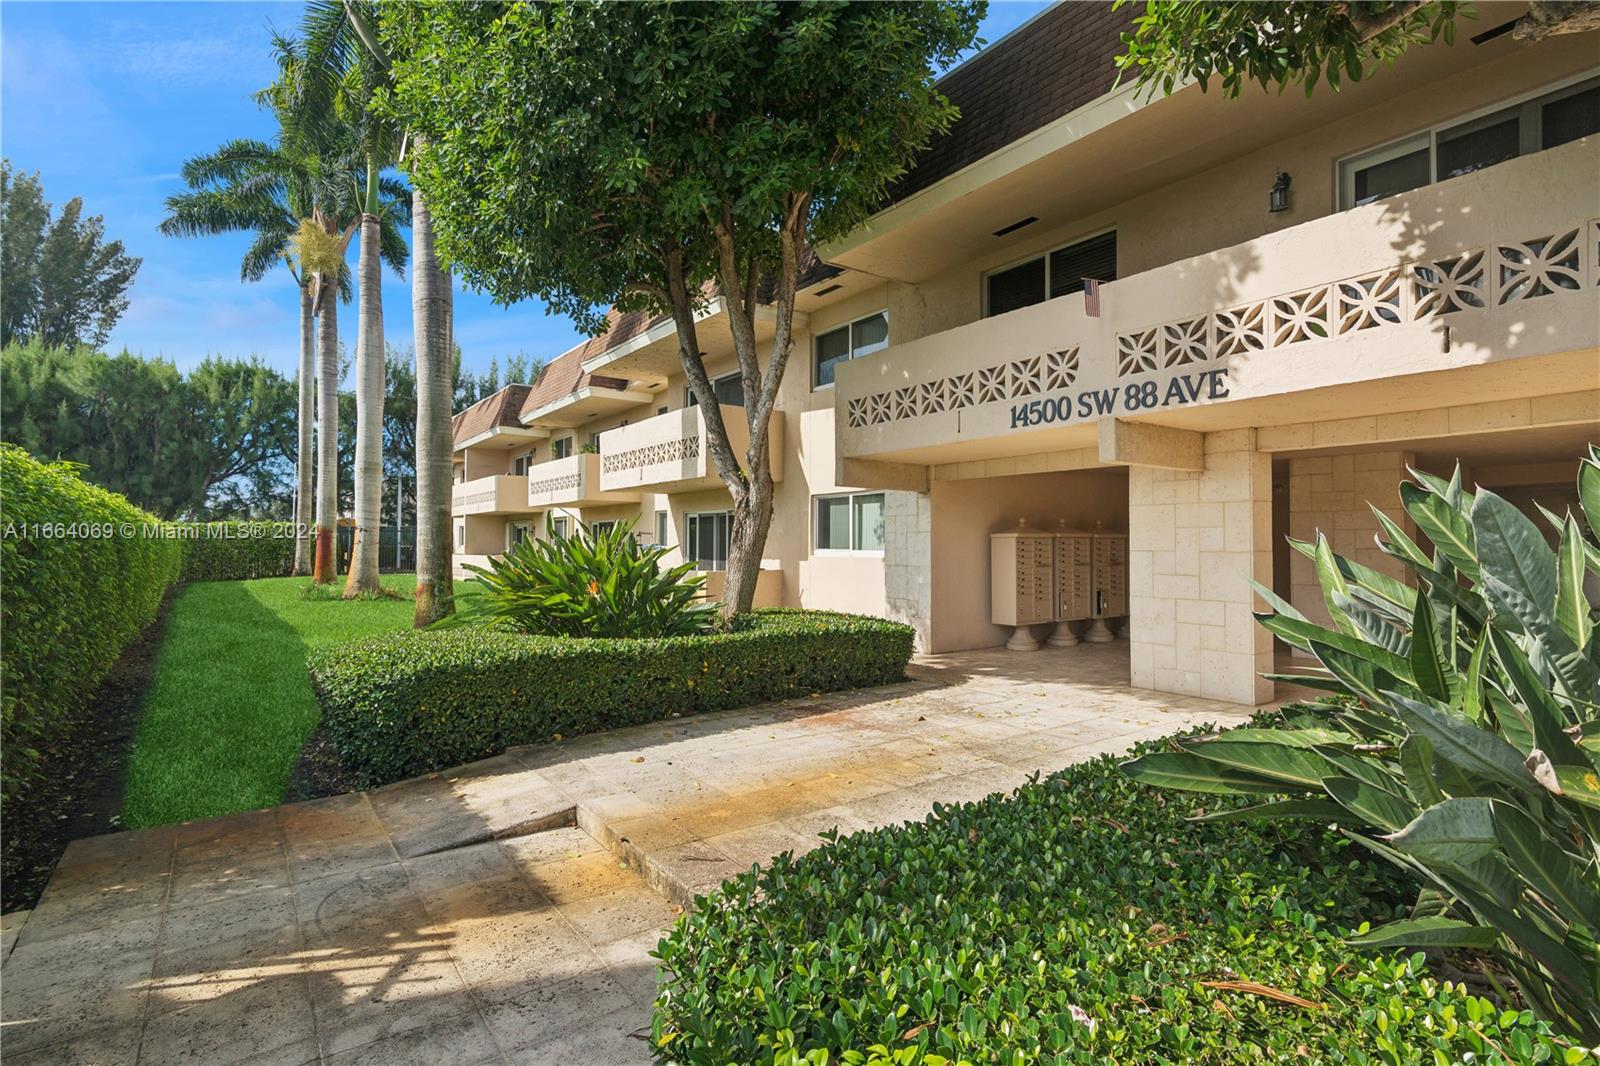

{"left": 0, "top": 444, "right": 186, "bottom": 803}
{"left": 178, "top": 521, "right": 297, "bottom": 581}
{"left": 309, "top": 609, "right": 915, "bottom": 786}
{"left": 652, "top": 725, "right": 1593, "bottom": 1065}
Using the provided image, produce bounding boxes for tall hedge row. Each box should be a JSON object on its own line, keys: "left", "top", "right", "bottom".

{"left": 0, "top": 445, "right": 186, "bottom": 802}
{"left": 178, "top": 522, "right": 298, "bottom": 581}
{"left": 310, "top": 609, "right": 917, "bottom": 786}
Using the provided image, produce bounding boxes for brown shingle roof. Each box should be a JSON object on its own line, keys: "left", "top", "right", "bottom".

{"left": 451, "top": 383, "right": 531, "bottom": 446}
{"left": 889, "top": 2, "right": 1131, "bottom": 205}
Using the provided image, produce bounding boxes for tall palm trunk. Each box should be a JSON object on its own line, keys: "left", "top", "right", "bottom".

{"left": 293, "top": 282, "right": 315, "bottom": 575}
{"left": 411, "top": 189, "right": 454, "bottom": 626}
{"left": 313, "top": 279, "right": 339, "bottom": 583}
{"left": 344, "top": 206, "right": 385, "bottom": 597}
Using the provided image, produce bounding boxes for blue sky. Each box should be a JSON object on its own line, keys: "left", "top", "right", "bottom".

{"left": 0, "top": 0, "right": 1051, "bottom": 381}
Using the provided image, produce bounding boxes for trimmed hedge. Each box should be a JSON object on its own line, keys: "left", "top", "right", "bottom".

{"left": 0, "top": 445, "right": 186, "bottom": 803}
{"left": 652, "top": 726, "right": 1593, "bottom": 1065}
{"left": 309, "top": 609, "right": 915, "bottom": 786}
{"left": 178, "top": 521, "right": 298, "bottom": 581}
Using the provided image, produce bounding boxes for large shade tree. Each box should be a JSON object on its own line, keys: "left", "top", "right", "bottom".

{"left": 1115, "top": 0, "right": 1600, "bottom": 99}
{"left": 383, "top": 0, "right": 983, "bottom": 617}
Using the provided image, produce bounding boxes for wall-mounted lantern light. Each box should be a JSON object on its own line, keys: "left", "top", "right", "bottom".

{"left": 1269, "top": 171, "right": 1292, "bottom": 213}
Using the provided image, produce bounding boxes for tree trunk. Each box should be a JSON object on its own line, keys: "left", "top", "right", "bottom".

{"left": 294, "top": 283, "right": 315, "bottom": 575}
{"left": 312, "top": 280, "right": 339, "bottom": 583}
{"left": 411, "top": 189, "right": 454, "bottom": 626}
{"left": 345, "top": 212, "right": 385, "bottom": 597}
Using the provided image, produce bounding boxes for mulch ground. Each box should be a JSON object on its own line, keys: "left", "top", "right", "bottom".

{"left": 1, "top": 590, "right": 177, "bottom": 913}
{"left": 283, "top": 724, "right": 361, "bottom": 804}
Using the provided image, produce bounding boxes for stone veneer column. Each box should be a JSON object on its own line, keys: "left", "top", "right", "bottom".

{"left": 1288, "top": 450, "right": 1415, "bottom": 632}
{"left": 1128, "top": 428, "right": 1273, "bottom": 705}
{"left": 883, "top": 490, "right": 933, "bottom": 650}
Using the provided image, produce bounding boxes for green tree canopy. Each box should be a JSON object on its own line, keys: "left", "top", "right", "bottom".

{"left": 1115, "top": 1, "right": 1600, "bottom": 99}
{"left": 381, "top": 0, "right": 982, "bottom": 614}
{"left": 1, "top": 161, "right": 142, "bottom": 349}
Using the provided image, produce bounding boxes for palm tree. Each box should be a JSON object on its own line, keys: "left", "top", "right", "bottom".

{"left": 300, "top": 0, "right": 455, "bottom": 623}
{"left": 260, "top": 31, "right": 409, "bottom": 584}
{"left": 159, "top": 138, "right": 325, "bottom": 574}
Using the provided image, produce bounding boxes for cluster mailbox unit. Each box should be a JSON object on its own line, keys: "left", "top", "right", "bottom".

{"left": 991, "top": 521, "right": 1128, "bottom": 652}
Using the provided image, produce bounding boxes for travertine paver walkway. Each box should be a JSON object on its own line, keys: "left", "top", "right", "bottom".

{"left": 1, "top": 643, "right": 1265, "bottom": 1064}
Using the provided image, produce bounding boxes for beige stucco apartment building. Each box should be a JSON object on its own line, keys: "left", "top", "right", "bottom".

{"left": 451, "top": 1, "right": 1600, "bottom": 706}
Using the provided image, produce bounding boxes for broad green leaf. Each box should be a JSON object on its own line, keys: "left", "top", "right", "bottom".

{"left": 1485, "top": 685, "right": 1536, "bottom": 756}
{"left": 1409, "top": 593, "right": 1458, "bottom": 704}
{"left": 1383, "top": 691, "right": 1537, "bottom": 798}
{"left": 1325, "top": 775, "right": 1418, "bottom": 833}
{"left": 1487, "top": 627, "right": 1588, "bottom": 767}
{"left": 1190, "top": 798, "right": 1346, "bottom": 823}
{"left": 1472, "top": 487, "right": 1556, "bottom": 633}
{"left": 1347, "top": 916, "right": 1498, "bottom": 949}
{"left": 1192, "top": 727, "right": 1360, "bottom": 749}
{"left": 1370, "top": 505, "right": 1432, "bottom": 571}
{"left": 1549, "top": 764, "right": 1600, "bottom": 811}
{"left": 1119, "top": 752, "right": 1286, "bottom": 795}
{"left": 1539, "top": 500, "right": 1600, "bottom": 577}
{"left": 1580, "top": 453, "right": 1600, "bottom": 543}
{"left": 1258, "top": 612, "right": 1410, "bottom": 677}
{"left": 1261, "top": 671, "right": 1350, "bottom": 695}
{"left": 1461, "top": 627, "right": 1488, "bottom": 723}
{"left": 1386, "top": 798, "right": 1497, "bottom": 866}
{"left": 1248, "top": 578, "right": 1307, "bottom": 622}
{"left": 1309, "top": 640, "right": 1403, "bottom": 706}
{"left": 1555, "top": 515, "right": 1592, "bottom": 649}
{"left": 1314, "top": 534, "right": 1357, "bottom": 636}
{"left": 1336, "top": 588, "right": 1412, "bottom": 656}
{"left": 1401, "top": 481, "right": 1478, "bottom": 580}
{"left": 1400, "top": 734, "right": 1445, "bottom": 806}
{"left": 1182, "top": 737, "right": 1344, "bottom": 789}
{"left": 1490, "top": 801, "right": 1600, "bottom": 920}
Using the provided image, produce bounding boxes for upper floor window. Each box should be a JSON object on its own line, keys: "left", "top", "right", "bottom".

{"left": 590, "top": 520, "right": 617, "bottom": 537}
{"left": 686, "top": 371, "right": 745, "bottom": 408}
{"left": 551, "top": 435, "right": 574, "bottom": 460}
{"left": 511, "top": 452, "right": 532, "bottom": 476}
{"left": 1338, "top": 74, "right": 1599, "bottom": 210}
{"left": 812, "top": 311, "right": 889, "bottom": 389}
{"left": 984, "top": 230, "right": 1117, "bottom": 318}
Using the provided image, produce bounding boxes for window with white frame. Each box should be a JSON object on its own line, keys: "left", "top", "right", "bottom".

{"left": 456, "top": 521, "right": 464, "bottom": 548}
{"left": 590, "top": 519, "right": 617, "bottom": 537}
{"left": 512, "top": 452, "right": 532, "bottom": 476}
{"left": 984, "top": 230, "right": 1116, "bottom": 318}
{"left": 654, "top": 509, "right": 669, "bottom": 547}
{"left": 1338, "top": 74, "right": 1599, "bottom": 209}
{"left": 685, "top": 371, "right": 745, "bottom": 408}
{"left": 549, "top": 515, "right": 569, "bottom": 540}
{"left": 551, "top": 435, "right": 574, "bottom": 460}
{"left": 812, "top": 311, "right": 889, "bottom": 389}
{"left": 685, "top": 510, "right": 732, "bottom": 570}
{"left": 814, "top": 492, "right": 886, "bottom": 553}
{"left": 509, "top": 521, "right": 533, "bottom": 548}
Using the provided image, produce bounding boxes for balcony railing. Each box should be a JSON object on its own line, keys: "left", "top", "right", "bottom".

{"left": 836, "top": 139, "right": 1598, "bottom": 464}
{"left": 598, "top": 403, "right": 785, "bottom": 494}
{"left": 451, "top": 474, "right": 534, "bottom": 516}
{"left": 525, "top": 451, "right": 641, "bottom": 508}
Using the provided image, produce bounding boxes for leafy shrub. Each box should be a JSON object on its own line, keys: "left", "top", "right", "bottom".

{"left": 0, "top": 445, "right": 185, "bottom": 803}
{"left": 1124, "top": 451, "right": 1600, "bottom": 1042}
{"left": 653, "top": 731, "right": 1593, "bottom": 1064}
{"left": 177, "top": 521, "right": 297, "bottom": 581}
{"left": 464, "top": 518, "right": 715, "bottom": 637}
{"left": 309, "top": 609, "right": 913, "bottom": 785}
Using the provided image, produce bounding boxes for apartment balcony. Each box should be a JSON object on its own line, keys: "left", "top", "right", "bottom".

{"left": 451, "top": 474, "right": 534, "bottom": 516}
{"left": 525, "top": 451, "right": 641, "bottom": 509}
{"left": 597, "top": 403, "right": 785, "bottom": 494}
{"left": 836, "top": 140, "right": 1599, "bottom": 467}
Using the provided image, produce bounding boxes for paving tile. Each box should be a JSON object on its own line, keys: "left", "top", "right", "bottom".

{"left": 23, "top": 847, "right": 173, "bottom": 940}
{"left": 516, "top": 849, "right": 639, "bottom": 906}
{"left": 138, "top": 974, "right": 317, "bottom": 1064}
{"left": 503, "top": 1004, "right": 653, "bottom": 1065}
{"left": 0, "top": 920, "right": 158, "bottom": 1054}
{"left": 369, "top": 763, "right": 570, "bottom": 860}
{"left": 294, "top": 863, "right": 433, "bottom": 949}
{"left": 55, "top": 824, "right": 177, "bottom": 871}
{"left": 169, "top": 811, "right": 289, "bottom": 909}
{"left": 445, "top": 903, "right": 596, "bottom": 994}
{"left": 703, "top": 819, "right": 820, "bottom": 869}
{"left": 308, "top": 957, "right": 474, "bottom": 1057}
{"left": 279, "top": 794, "right": 397, "bottom": 883}
{"left": 323, "top": 1013, "right": 501, "bottom": 1066}
{"left": 496, "top": 827, "right": 602, "bottom": 869}
{"left": 0, "top": 1020, "right": 142, "bottom": 1065}
{"left": 403, "top": 840, "right": 540, "bottom": 924}
{"left": 554, "top": 886, "right": 679, "bottom": 948}
{"left": 1, "top": 906, "right": 29, "bottom": 965}
{"left": 593, "top": 930, "right": 667, "bottom": 1007}
{"left": 481, "top": 970, "right": 638, "bottom": 1055}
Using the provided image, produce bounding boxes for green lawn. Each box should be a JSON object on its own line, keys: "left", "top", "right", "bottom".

{"left": 122, "top": 574, "right": 477, "bottom": 828}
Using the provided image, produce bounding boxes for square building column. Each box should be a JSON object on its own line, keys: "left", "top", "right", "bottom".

{"left": 1128, "top": 428, "right": 1273, "bottom": 705}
